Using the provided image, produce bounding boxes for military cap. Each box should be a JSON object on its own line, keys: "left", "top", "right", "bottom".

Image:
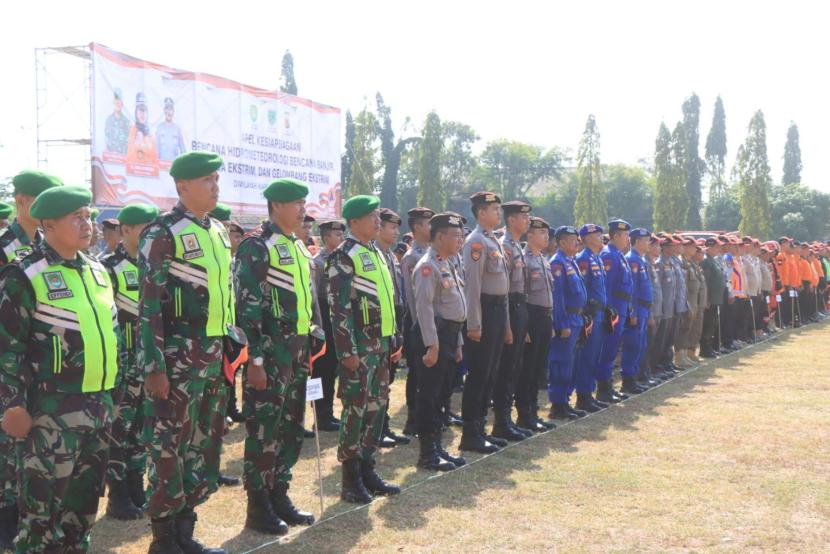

{"left": 12, "top": 170, "right": 63, "bottom": 197}
{"left": 169, "top": 151, "right": 223, "bottom": 181}
{"left": 704, "top": 237, "right": 723, "bottom": 247}
{"left": 430, "top": 212, "right": 465, "bottom": 232}
{"left": 681, "top": 236, "right": 695, "bottom": 245}
{"left": 529, "top": 216, "right": 550, "bottom": 230}
{"left": 318, "top": 219, "right": 346, "bottom": 232}
{"left": 649, "top": 233, "right": 659, "bottom": 244}
{"left": 578, "top": 223, "right": 604, "bottom": 237}
{"left": 379, "top": 208, "right": 402, "bottom": 226}
{"left": 303, "top": 214, "right": 316, "bottom": 224}
{"left": 101, "top": 218, "right": 120, "bottom": 230}
{"left": 778, "top": 236, "right": 792, "bottom": 244}
{"left": 29, "top": 185, "right": 92, "bottom": 220}
{"left": 469, "top": 191, "right": 502, "bottom": 205}
{"left": 554, "top": 225, "right": 578, "bottom": 239}
{"left": 228, "top": 221, "right": 245, "bottom": 234}
{"left": 393, "top": 242, "right": 408, "bottom": 255}
{"left": 209, "top": 202, "right": 232, "bottom": 222}
{"left": 501, "top": 200, "right": 532, "bottom": 214}
{"left": 264, "top": 177, "right": 309, "bottom": 203}
{"left": 407, "top": 207, "right": 436, "bottom": 220}
{"left": 342, "top": 195, "right": 380, "bottom": 220}
{"left": 607, "top": 219, "right": 631, "bottom": 232}
{"left": 760, "top": 245, "right": 771, "bottom": 253}
{"left": 0, "top": 202, "right": 13, "bottom": 220}
{"left": 164, "top": 97, "right": 175, "bottom": 108}
{"left": 741, "top": 236, "right": 754, "bottom": 244}
{"left": 117, "top": 203, "right": 159, "bottom": 225}
{"left": 629, "top": 228, "right": 651, "bottom": 240}
{"left": 660, "top": 235, "right": 677, "bottom": 246}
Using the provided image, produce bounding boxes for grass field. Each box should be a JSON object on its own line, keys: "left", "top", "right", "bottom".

{"left": 91, "top": 322, "right": 830, "bottom": 553}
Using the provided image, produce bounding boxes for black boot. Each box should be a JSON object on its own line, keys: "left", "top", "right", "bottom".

{"left": 566, "top": 404, "right": 588, "bottom": 418}
{"left": 491, "top": 410, "right": 526, "bottom": 441}
{"left": 549, "top": 403, "right": 578, "bottom": 420}
{"left": 575, "top": 393, "right": 602, "bottom": 413}
{"left": 245, "top": 488, "right": 289, "bottom": 535}
{"left": 480, "top": 419, "right": 508, "bottom": 447}
{"left": 270, "top": 482, "right": 314, "bottom": 526}
{"left": 360, "top": 457, "right": 401, "bottom": 496}
{"left": 595, "top": 380, "right": 620, "bottom": 404}
{"left": 516, "top": 408, "right": 544, "bottom": 433}
{"left": 621, "top": 376, "right": 646, "bottom": 395}
{"left": 149, "top": 516, "right": 184, "bottom": 554}
{"left": 0, "top": 504, "right": 18, "bottom": 552}
{"left": 383, "top": 414, "right": 411, "bottom": 445}
{"left": 459, "top": 421, "right": 500, "bottom": 453}
{"left": 126, "top": 469, "right": 147, "bottom": 510}
{"left": 435, "top": 432, "right": 466, "bottom": 467}
{"left": 417, "top": 433, "right": 456, "bottom": 472}
{"left": 175, "top": 506, "right": 228, "bottom": 553}
{"left": 303, "top": 428, "right": 315, "bottom": 438}
{"left": 340, "top": 459, "right": 373, "bottom": 504}
{"left": 106, "top": 476, "right": 144, "bottom": 520}
{"left": 217, "top": 473, "right": 240, "bottom": 487}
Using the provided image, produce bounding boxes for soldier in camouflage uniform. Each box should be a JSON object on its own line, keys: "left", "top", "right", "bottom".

{"left": 235, "top": 178, "right": 319, "bottom": 534}
{"left": 101, "top": 203, "right": 159, "bottom": 520}
{"left": 0, "top": 170, "right": 62, "bottom": 549}
{"left": 137, "top": 152, "right": 233, "bottom": 554}
{"left": 326, "top": 195, "right": 401, "bottom": 504}
{"left": 0, "top": 186, "right": 120, "bottom": 553}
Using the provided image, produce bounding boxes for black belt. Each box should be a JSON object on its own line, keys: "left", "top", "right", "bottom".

{"left": 436, "top": 317, "right": 464, "bottom": 333}
{"left": 508, "top": 292, "right": 527, "bottom": 303}
{"left": 566, "top": 307, "right": 583, "bottom": 315}
{"left": 481, "top": 293, "right": 507, "bottom": 305}
{"left": 527, "top": 303, "right": 552, "bottom": 312}
{"left": 637, "top": 299, "right": 652, "bottom": 308}
{"left": 612, "top": 291, "right": 632, "bottom": 301}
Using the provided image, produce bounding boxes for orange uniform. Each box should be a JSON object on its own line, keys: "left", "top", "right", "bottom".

{"left": 810, "top": 258, "right": 823, "bottom": 287}
{"left": 797, "top": 256, "right": 813, "bottom": 288}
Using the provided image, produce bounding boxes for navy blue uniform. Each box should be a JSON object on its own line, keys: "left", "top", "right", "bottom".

{"left": 597, "top": 243, "right": 634, "bottom": 379}
{"left": 572, "top": 248, "right": 607, "bottom": 395}
{"left": 547, "top": 250, "right": 587, "bottom": 404}
{"left": 621, "top": 249, "right": 653, "bottom": 377}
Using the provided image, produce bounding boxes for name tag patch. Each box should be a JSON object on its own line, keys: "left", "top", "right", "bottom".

{"left": 181, "top": 233, "right": 204, "bottom": 260}
{"left": 360, "top": 252, "right": 376, "bottom": 271}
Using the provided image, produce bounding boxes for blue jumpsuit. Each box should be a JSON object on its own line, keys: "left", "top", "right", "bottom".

{"left": 621, "top": 249, "right": 653, "bottom": 377}
{"left": 572, "top": 248, "right": 607, "bottom": 395}
{"left": 596, "top": 243, "right": 634, "bottom": 380}
{"left": 547, "top": 250, "right": 587, "bottom": 405}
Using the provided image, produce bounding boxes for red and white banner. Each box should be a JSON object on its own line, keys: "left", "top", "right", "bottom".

{"left": 90, "top": 43, "right": 342, "bottom": 218}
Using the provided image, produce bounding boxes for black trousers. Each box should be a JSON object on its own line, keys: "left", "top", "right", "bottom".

{"left": 412, "top": 319, "right": 463, "bottom": 436}
{"left": 462, "top": 298, "right": 508, "bottom": 423}
{"left": 314, "top": 297, "right": 338, "bottom": 419}
{"left": 403, "top": 312, "right": 418, "bottom": 411}
{"left": 493, "top": 297, "right": 529, "bottom": 412}
{"left": 780, "top": 288, "right": 793, "bottom": 326}
{"left": 700, "top": 305, "right": 720, "bottom": 353}
{"left": 657, "top": 315, "right": 678, "bottom": 367}
{"left": 516, "top": 304, "right": 552, "bottom": 413}
{"left": 733, "top": 298, "right": 752, "bottom": 341}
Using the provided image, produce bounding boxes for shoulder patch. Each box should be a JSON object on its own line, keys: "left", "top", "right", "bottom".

{"left": 552, "top": 263, "right": 564, "bottom": 277}
{"left": 470, "top": 242, "right": 483, "bottom": 262}
{"left": 421, "top": 265, "right": 433, "bottom": 277}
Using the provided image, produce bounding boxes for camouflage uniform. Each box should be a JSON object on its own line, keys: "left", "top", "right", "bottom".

{"left": 235, "top": 221, "right": 320, "bottom": 490}
{"left": 326, "top": 237, "right": 396, "bottom": 462}
{"left": 101, "top": 244, "right": 146, "bottom": 483}
{"left": 0, "top": 220, "right": 42, "bottom": 513}
{"left": 0, "top": 242, "right": 120, "bottom": 553}
{"left": 137, "top": 202, "right": 235, "bottom": 519}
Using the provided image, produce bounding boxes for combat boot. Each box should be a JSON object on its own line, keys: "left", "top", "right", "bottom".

{"left": 435, "top": 431, "right": 466, "bottom": 467}
{"left": 270, "top": 482, "right": 314, "bottom": 526}
{"left": 0, "top": 504, "right": 18, "bottom": 551}
{"left": 417, "top": 433, "right": 456, "bottom": 472}
{"left": 175, "top": 506, "right": 228, "bottom": 553}
{"left": 595, "top": 380, "right": 620, "bottom": 404}
{"left": 480, "top": 419, "right": 508, "bottom": 447}
{"left": 126, "top": 469, "right": 147, "bottom": 511}
{"left": 383, "top": 415, "right": 411, "bottom": 446}
{"left": 549, "top": 403, "right": 578, "bottom": 420}
{"left": 575, "top": 393, "right": 602, "bottom": 413}
{"left": 340, "top": 459, "right": 373, "bottom": 504}
{"left": 149, "top": 516, "right": 184, "bottom": 554}
{"left": 621, "top": 376, "right": 646, "bottom": 395}
{"left": 490, "top": 410, "right": 526, "bottom": 441}
{"left": 516, "top": 407, "right": 544, "bottom": 433}
{"left": 106, "top": 476, "right": 144, "bottom": 520}
{"left": 245, "top": 488, "right": 288, "bottom": 535}
{"left": 459, "top": 421, "right": 500, "bottom": 453}
{"left": 360, "top": 457, "right": 401, "bottom": 496}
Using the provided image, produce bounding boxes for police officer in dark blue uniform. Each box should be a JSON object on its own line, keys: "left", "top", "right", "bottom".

{"left": 621, "top": 228, "right": 653, "bottom": 394}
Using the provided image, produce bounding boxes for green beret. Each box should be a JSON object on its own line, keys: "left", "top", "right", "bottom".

{"left": 90, "top": 208, "right": 100, "bottom": 221}
{"left": 169, "top": 151, "right": 223, "bottom": 181}
{"left": 0, "top": 202, "right": 13, "bottom": 219}
{"left": 12, "top": 170, "right": 63, "bottom": 197}
{"left": 118, "top": 203, "right": 160, "bottom": 226}
{"left": 342, "top": 195, "right": 380, "bottom": 221}
{"left": 263, "top": 178, "right": 309, "bottom": 203}
{"left": 30, "top": 186, "right": 92, "bottom": 220}
{"left": 209, "top": 203, "right": 232, "bottom": 222}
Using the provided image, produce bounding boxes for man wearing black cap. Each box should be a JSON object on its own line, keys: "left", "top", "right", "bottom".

{"left": 460, "top": 192, "right": 510, "bottom": 453}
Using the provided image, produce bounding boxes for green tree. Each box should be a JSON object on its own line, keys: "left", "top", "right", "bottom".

{"left": 417, "top": 111, "right": 443, "bottom": 209}
{"left": 770, "top": 183, "right": 830, "bottom": 241}
{"left": 736, "top": 110, "right": 772, "bottom": 238}
{"left": 530, "top": 176, "right": 578, "bottom": 228}
{"left": 441, "top": 121, "right": 480, "bottom": 203}
{"left": 376, "top": 93, "right": 419, "bottom": 212}
{"left": 705, "top": 96, "right": 727, "bottom": 199}
{"left": 682, "top": 93, "right": 704, "bottom": 228}
{"left": 704, "top": 188, "right": 741, "bottom": 231}
{"left": 348, "top": 108, "right": 379, "bottom": 197}
{"left": 340, "top": 110, "right": 355, "bottom": 193}
{"left": 279, "top": 50, "right": 298, "bottom": 95}
{"left": 477, "top": 140, "right": 563, "bottom": 200}
{"left": 605, "top": 164, "right": 654, "bottom": 229}
{"left": 573, "top": 115, "right": 607, "bottom": 226}
{"left": 652, "top": 123, "right": 672, "bottom": 231}
{"left": 782, "top": 121, "right": 802, "bottom": 185}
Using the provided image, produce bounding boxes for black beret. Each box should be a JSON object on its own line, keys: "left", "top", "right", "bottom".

{"left": 169, "top": 151, "right": 223, "bottom": 181}
{"left": 629, "top": 228, "right": 651, "bottom": 240}
{"left": 529, "top": 216, "right": 550, "bottom": 230}
{"left": 379, "top": 208, "right": 402, "bottom": 226}
{"left": 318, "top": 219, "right": 346, "bottom": 232}
{"left": 501, "top": 200, "right": 532, "bottom": 214}
{"left": 429, "top": 212, "right": 465, "bottom": 232}
{"left": 303, "top": 214, "right": 316, "bottom": 224}
{"left": 554, "top": 225, "right": 578, "bottom": 239}
{"left": 393, "top": 242, "right": 408, "bottom": 255}
{"left": 469, "top": 191, "right": 501, "bottom": 205}
{"left": 407, "top": 207, "right": 436, "bottom": 220}
{"left": 101, "top": 218, "right": 120, "bottom": 230}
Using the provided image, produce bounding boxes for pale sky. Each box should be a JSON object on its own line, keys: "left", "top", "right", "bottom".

{"left": 1, "top": 0, "right": 828, "bottom": 193}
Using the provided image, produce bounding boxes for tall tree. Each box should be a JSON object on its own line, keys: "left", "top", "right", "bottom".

{"left": 653, "top": 123, "right": 688, "bottom": 231}
{"left": 736, "top": 110, "right": 772, "bottom": 238}
{"left": 441, "top": 121, "right": 480, "bottom": 202}
{"left": 279, "top": 50, "right": 298, "bottom": 95}
{"left": 340, "top": 110, "right": 355, "bottom": 193}
{"left": 573, "top": 115, "right": 607, "bottom": 226}
{"left": 478, "top": 140, "right": 563, "bottom": 200}
{"left": 605, "top": 164, "right": 654, "bottom": 230}
{"left": 682, "top": 93, "right": 703, "bottom": 228}
{"left": 705, "top": 96, "right": 727, "bottom": 199}
{"left": 782, "top": 121, "right": 802, "bottom": 185}
{"left": 376, "top": 93, "right": 419, "bottom": 212}
{"left": 418, "top": 111, "right": 443, "bottom": 209}
{"left": 348, "top": 108, "right": 379, "bottom": 197}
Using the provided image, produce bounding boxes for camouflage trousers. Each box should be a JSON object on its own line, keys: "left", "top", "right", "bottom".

{"left": 243, "top": 341, "right": 309, "bottom": 491}
{"left": 337, "top": 338, "right": 390, "bottom": 462}
{"left": 0, "top": 432, "right": 15, "bottom": 509}
{"left": 106, "top": 373, "right": 146, "bottom": 482}
{"left": 15, "top": 391, "right": 114, "bottom": 554}
{"left": 143, "top": 371, "right": 228, "bottom": 519}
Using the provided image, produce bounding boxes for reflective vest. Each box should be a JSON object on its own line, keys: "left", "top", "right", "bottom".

{"left": 168, "top": 217, "right": 235, "bottom": 336}
{"left": 25, "top": 255, "right": 119, "bottom": 392}
{"left": 265, "top": 230, "right": 313, "bottom": 335}
{"left": 111, "top": 256, "right": 139, "bottom": 351}
{"left": 347, "top": 241, "right": 396, "bottom": 338}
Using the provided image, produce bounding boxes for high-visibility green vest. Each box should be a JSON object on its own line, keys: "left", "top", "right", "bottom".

{"left": 265, "top": 231, "right": 313, "bottom": 335}
{"left": 347, "top": 241, "right": 396, "bottom": 338}
{"left": 169, "top": 217, "right": 235, "bottom": 336}
{"left": 26, "top": 255, "right": 119, "bottom": 392}
{"left": 112, "top": 256, "right": 139, "bottom": 350}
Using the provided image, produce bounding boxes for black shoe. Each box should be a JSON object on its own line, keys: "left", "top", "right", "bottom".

{"left": 317, "top": 417, "right": 340, "bottom": 432}
{"left": 567, "top": 405, "right": 588, "bottom": 418}
{"left": 575, "top": 393, "right": 602, "bottom": 413}
{"left": 379, "top": 435, "right": 398, "bottom": 448}
{"left": 126, "top": 469, "right": 147, "bottom": 510}
{"left": 596, "top": 380, "right": 620, "bottom": 404}
{"left": 459, "top": 421, "right": 500, "bottom": 453}
{"left": 435, "top": 435, "right": 466, "bottom": 467}
{"left": 445, "top": 411, "right": 463, "bottom": 427}
{"left": 360, "top": 457, "right": 401, "bottom": 496}
{"left": 149, "top": 516, "right": 184, "bottom": 554}
{"left": 340, "top": 459, "right": 373, "bottom": 504}
{"left": 515, "top": 413, "right": 544, "bottom": 433}
{"left": 699, "top": 350, "right": 718, "bottom": 359}
{"left": 106, "top": 477, "right": 144, "bottom": 520}
{"left": 176, "top": 506, "right": 228, "bottom": 553}
{"left": 417, "top": 434, "right": 456, "bottom": 472}
{"left": 217, "top": 473, "right": 240, "bottom": 487}
{"left": 384, "top": 427, "right": 412, "bottom": 446}
{"left": 270, "top": 482, "right": 314, "bottom": 526}
{"left": 536, "top": 416, "right": 557, "bottom": 430}
{"left": 491, "top": 410, "right": 526, "bottom": 441}
{"left": 304, "top": 428, "right": 315, "bottom": 438}
{"left": 549, "top": 403, "right": 579, "bottom": 420}
{"left": 621, "top": 376, "right": 645, "bottom": 395}
{"left": 592, "top": 397, "right": 610, "bottom": 409}
{"left": 226, "top": 406, "right": 245, "bottom": 424}
{"left": 245, "top": 489, "right": 289, "bottom": 535}
{"left": 0, "top": 504, "right": 18, "bottom": 552}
